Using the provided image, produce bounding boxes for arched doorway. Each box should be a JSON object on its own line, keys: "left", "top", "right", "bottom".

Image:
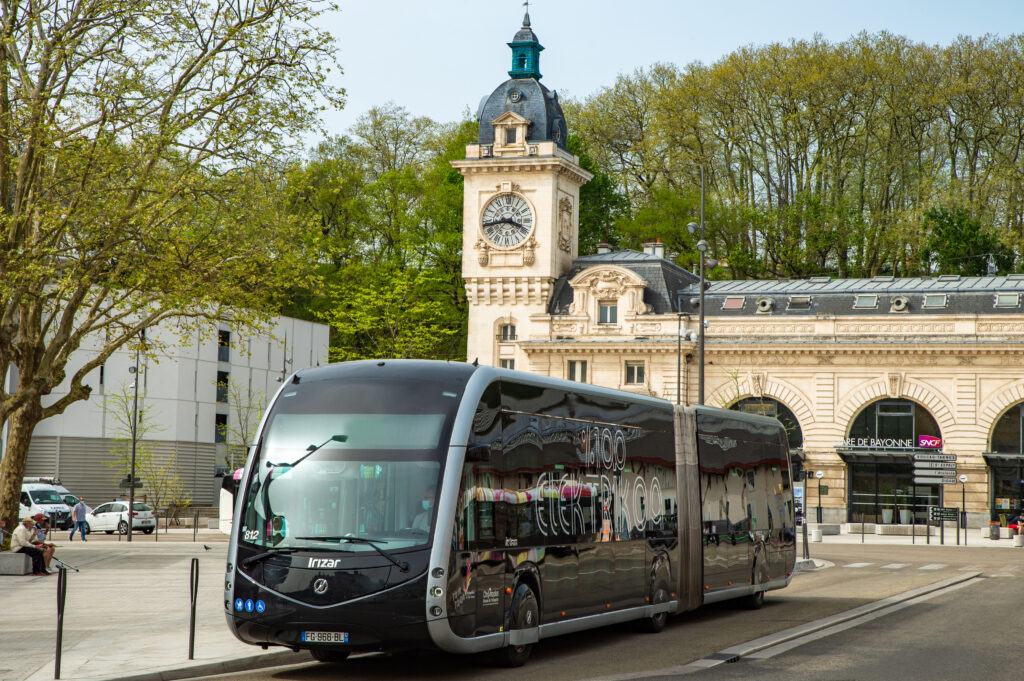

{"left": 730, "top": 397, "right": 803, "bottom": 450}
{"left": 984, "top": 403, "right": 1024, "bottom": 525}
{"left": 731, "top": 396, "right": 806, "bottom": 522}
{"left": 840, "top": 399, "right": 942, "bottom": 524}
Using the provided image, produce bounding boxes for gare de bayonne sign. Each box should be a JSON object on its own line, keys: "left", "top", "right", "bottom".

{"left": 836, "top": 435, "right": 957, "bottom": 485}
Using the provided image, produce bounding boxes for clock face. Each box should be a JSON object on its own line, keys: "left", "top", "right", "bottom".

{"left": 481, "top": 193, "right": 534, "bottom": 248}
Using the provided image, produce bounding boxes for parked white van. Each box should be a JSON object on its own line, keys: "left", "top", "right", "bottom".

{"left": 20, "top": 481, "right": 73, "bottom": 529}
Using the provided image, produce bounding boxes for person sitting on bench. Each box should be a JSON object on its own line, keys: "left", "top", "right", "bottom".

{"left": 12, "top": 517, "right": 49, "bottom": 576}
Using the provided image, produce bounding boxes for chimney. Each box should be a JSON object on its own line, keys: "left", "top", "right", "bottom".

{"left": 596, "top": 242, "right": 612, "bottom": 255}
{"left": 643, "top": 238, "right": 665, "bottom": 259}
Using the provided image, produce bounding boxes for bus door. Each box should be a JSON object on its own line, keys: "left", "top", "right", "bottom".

{"left": 451, "top": 381, "right": 508, "bottom": 637}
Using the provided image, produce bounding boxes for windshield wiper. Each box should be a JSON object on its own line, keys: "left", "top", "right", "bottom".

{"left": 296, "top": 536, "right": 409, "bottom": 572}
{"left": 266, "top": 434, "right": 348, "bottom": 469}
{"left": 241, "top": 547, "right": 300, "bottom": 569}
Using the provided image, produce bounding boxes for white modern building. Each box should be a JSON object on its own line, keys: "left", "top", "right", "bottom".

{"left": 4, "top": 315, "right": 329, "bottom": 506}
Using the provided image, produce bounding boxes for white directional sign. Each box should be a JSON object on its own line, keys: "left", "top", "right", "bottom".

{"left": 914, "top": 453, "right": 957, "bottom": 462}
{"left": 913, "top": 461, "right": 957, "bottom": 469}
{"left": 913, "top": 476, "right": 958, "bottom": 485}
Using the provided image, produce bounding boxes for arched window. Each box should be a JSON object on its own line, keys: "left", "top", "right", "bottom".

{"left": 844, "top": 399, "right": 941, "bottom": 525}
{"left": 987, "top": 404, "right": 1024, "bottom": 523}
{"left": 730, "top": 397, "right": 803, "bottom": 451}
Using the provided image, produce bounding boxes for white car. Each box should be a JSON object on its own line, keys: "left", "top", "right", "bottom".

{"left": 85, "top": 501, "right": 156, "bottom": 534}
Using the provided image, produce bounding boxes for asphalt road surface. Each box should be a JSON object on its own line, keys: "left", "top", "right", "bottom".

{"left": 194, "top": 543, "right": 1024, "bottom": 681}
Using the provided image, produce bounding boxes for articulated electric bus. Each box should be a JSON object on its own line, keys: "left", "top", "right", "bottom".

{"left": 225, "top": 360, "right": 795, "bottom": 665}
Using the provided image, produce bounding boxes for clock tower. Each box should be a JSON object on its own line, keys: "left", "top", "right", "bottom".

{"left": 453, "top": 9, "right": 592, "bottom": 368}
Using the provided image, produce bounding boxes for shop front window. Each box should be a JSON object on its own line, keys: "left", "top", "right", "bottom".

{"left": 988, "top": 404, "right": 1024, "bottom": 522}
{"left": 844, "top": 399, "right": 942, "bottom": 523}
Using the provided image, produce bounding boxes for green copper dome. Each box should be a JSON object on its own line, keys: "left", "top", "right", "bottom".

{"left": 508, "top": 9, "right": 543, "bottom": 80}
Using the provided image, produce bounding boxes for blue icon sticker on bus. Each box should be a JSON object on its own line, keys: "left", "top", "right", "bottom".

{"left": 255, "top": 600, "right": 266, "bottom": 613}
{"left": 234, "top": 599, "right": 244, "bottom": 611}
{"left": 245, "top": 599, "right": 254, "bottom": 612}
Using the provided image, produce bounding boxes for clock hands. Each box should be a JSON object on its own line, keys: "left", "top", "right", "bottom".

{"left": 483, "top": 217, "right": 523, "bottom": 229}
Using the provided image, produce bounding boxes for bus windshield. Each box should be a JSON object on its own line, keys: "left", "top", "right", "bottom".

{"left": 239, "top": 377, "right": 463, "bottom": 552}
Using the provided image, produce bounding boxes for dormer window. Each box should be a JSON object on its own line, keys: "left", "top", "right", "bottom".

{"left": 995, "top": 292, "right": 1020, "bottom": 308}
{"left": 491, "top": 111, "right": 530, "bottom": 155}
{"left": 599, "top": 303, "right": 618, "bottom": 324}
{"left": 853, "top": 294, "right": 878, "bottom": 309}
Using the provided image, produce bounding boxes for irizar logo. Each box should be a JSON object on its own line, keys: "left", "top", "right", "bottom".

{"left": 308, "top": 558, "right": 342, "bottom": 569}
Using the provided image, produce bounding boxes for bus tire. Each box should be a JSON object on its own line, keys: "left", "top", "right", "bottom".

{"left": 310, "top": 648, "right": 350, "bottom": 663}
{"left": 638, "top": 565, "right": 670, "bottom": 633}
{"left": 493, "top": 583, "right": 538, "bottom": 667}
{"left": 746, "top": 561, "right": 766, "bottom": 610}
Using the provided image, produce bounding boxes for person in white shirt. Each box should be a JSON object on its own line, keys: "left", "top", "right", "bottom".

{"left": 411, "top": 487, "right": 435, "bottom": 532}
{"left": 12, "top": 518, "right": 48, "bottom": 576}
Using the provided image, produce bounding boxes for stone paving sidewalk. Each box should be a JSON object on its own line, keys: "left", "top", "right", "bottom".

{"left": 0, "top": 529, "right": 307, "bottom": 681}
{"left": 1, "top": 525, "right": 1019, "bottom": 681}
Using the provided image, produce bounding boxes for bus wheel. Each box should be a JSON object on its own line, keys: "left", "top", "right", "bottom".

{"left": 311, "top": 648, "right": 350, "bottom": 663}
{"left": 746, "top": 562, "right": 766, "bottom": 610}
{"left": 494, "top": 583, "right": 538, "bottom": 667}
{"left": 639, "top": 572, "right": 670, "bottom": 633}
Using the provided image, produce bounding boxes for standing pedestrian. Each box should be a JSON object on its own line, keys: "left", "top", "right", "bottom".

{"left": 70, "top": 497, "right": 88, "bottom": 541}
{"left": 12, "top": 517, "right": 49, "bottom": 575}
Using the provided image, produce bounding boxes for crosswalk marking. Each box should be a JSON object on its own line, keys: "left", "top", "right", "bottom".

{"left": 881, "top": 563, "right": 910, "bottom": 569}
{"left": 919, "top": 564, "right": 946, "bottom": 570}
{"left": 843, "top": 562, "right": 873, "bottom": 568}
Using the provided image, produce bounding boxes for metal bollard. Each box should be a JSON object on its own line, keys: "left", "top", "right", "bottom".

{"left": 193, "top": 510, "right": 199, "bottom": 542}
{"left": 188, "top": 557, "right": 199, "bottom": 659}
{"left": 55, "top": 566, "right": 68, "bottom": 678}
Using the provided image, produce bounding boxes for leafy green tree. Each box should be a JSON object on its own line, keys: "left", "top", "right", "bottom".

{"left": 0, "top": 0, "right": 340, "bottom": 548}
{"left": 920, "top": 207, "right": 1014, "bottom": 275}
{"left": 567, "top": 134, "right": 628, "bottom": 253}
{"left": 283, "top": 108, "right": 474, "bottom": 361}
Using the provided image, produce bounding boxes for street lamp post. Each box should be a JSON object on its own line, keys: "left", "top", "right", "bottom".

{"left": 127, "top": 336, "right": 141, "bottom": 541}
{"left": 686, "top": 167, "right": 716, "bottom": 405}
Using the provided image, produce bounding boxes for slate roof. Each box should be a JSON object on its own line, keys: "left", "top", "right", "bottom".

{"left": 701, "top": 275, "right": 1024, "bottom": 316}
{"left": 477, "top": 78, "right": 568, "bottom": 150}
{"left": 549, "top": 252, "right": 1024, "bottom": 318}
{"left": 548, "top": 250, "right": 699, "bottom": 314}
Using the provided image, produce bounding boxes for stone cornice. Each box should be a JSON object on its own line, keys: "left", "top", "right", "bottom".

{"left": 452, "top": 156, "right": 592, "bottom": 186}
{"left": 464, "top": 276, "right": 554, "bottom": 306}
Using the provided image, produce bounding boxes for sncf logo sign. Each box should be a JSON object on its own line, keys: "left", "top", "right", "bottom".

{"left": 918, "top": 435, "right": 942, "bottom": 448}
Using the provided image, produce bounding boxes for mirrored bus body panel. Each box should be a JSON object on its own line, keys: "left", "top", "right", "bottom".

{"left": 225, "top": 360, "right": 795, "bottom": 664}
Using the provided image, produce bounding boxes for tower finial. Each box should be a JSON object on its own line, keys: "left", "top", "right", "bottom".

{"left": 522, "top": 1, "right": 531, "bottom": 27}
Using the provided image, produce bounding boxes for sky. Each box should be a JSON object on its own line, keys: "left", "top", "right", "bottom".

{"left": 314, "top": 0, "right": 1024, "bottom": 143}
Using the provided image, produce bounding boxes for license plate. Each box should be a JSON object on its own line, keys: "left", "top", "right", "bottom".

{"left": 302, "top": 631, "right": 349, "bottom": 643}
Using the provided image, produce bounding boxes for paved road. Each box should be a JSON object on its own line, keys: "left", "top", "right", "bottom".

{"left": 682, "top": 570, "right": 1023, "bottom": 680}
{"left": 181, "top": 542, "right": 1024, "bottom": 681}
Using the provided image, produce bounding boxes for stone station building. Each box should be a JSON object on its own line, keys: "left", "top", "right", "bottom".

{"left": 457, "top": 11, "right": 1024, "bottom": 529}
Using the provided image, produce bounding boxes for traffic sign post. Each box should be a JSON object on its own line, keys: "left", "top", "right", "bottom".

{"left": 959, "top": 474, "right": 968, "bottom": 547}
{"left": 929, "top": 506, "right": 958, "bottom": 545}
{"left": 913, "top": 454, "right": 958, "bottom": 545}
{"left": 815, "top": 470, "right": 824, "bottom": 523}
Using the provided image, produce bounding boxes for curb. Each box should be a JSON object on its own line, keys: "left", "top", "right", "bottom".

{"left": 86, "top": 650, "right": 312, "bottom": 681}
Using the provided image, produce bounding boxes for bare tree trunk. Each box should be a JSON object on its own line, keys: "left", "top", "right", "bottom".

{"left": 0, "top": 400, "right": 42, "bottom": 550}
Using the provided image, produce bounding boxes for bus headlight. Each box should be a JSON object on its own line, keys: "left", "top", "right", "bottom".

{"left": 430, "top": 586, "right": 444, "bottom": 598}
{"left": 430, "top": 606, "right": 443, "bottom": 617}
